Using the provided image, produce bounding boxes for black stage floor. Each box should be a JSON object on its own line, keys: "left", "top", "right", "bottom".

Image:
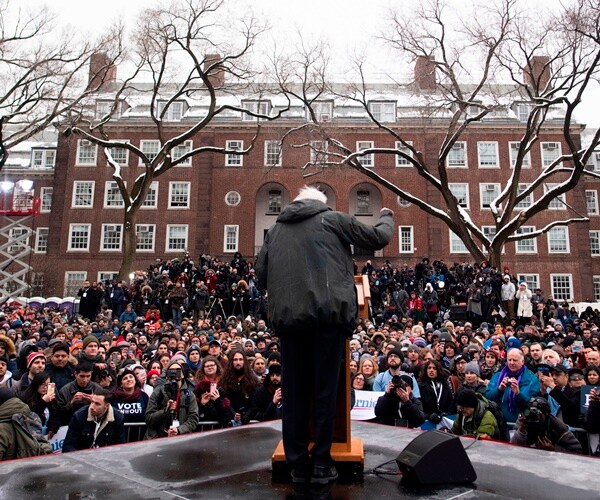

{"left": 0, "top": 421, "right": 597, "bottom": 499}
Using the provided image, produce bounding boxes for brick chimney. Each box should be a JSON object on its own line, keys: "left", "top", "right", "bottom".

{"left": 523, "top": 55, "right": 551, "bottom": 91}
{"left": 203, "top": 53, "right": 225, "bottom": 89}
{"left": 87, "top": 53, "right": 117, "bottom": 91}
{"left": 414, "top": 56, "right": 436, "bottom": 90}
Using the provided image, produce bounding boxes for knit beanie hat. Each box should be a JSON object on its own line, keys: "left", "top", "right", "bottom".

{"left": 464, "top": 361, "right": 480, "bottom": 377}
{"left": 456, "top": 388, "right": 478, "bottom": 408}
{"left": 26, "top": 351, "right": 45, "bottom": 369}
{"left": 82, "top": 335, "right": 99, "bottom": 349}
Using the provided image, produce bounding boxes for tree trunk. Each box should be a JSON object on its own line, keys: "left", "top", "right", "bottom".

{"left": 488, "top": 245, "right": 503, "bottom": 271}
{"left": 118, "top": 209, "right": 137, "bottom": 281}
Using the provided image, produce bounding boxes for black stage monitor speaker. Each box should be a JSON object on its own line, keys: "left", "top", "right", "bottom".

{"left": 396, "top": 430, "right": 477, "bottom": 485}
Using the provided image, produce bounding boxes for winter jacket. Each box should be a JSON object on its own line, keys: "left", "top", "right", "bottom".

{"left": 516, "top": 285, "right": 533, "bottom": 318}
{"left": 451, "top": 398, "right": 498, "bottom": 438}
{"left": 255, "top": 199, "right": 393, "bottom": 335}
{"left": 511, "top": 414, "right": 583, "bottom": 454}
{"left": 247, "top": 384, "right": 281, "bottom": 422}
{"left": 485, "top": 368, "right": 541, "bottom": 423}
{"left": 418, "top": 379, "right": 457, "bottom": 419}
{"left": 375, "top": 393, "right": 425, "bottom": 428}
{"left": 584, "top": 399, "right": 600, "bottom": 434}
{"left": 62, "top": 404, "right": 126, "bottom": 452}
{"left": 144, "top": 381, "right": 199, "bottom": 439}
{"left": 0, "top": 397, "right": 52, "bottom": 460}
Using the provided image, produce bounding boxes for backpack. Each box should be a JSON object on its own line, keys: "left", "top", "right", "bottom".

{"left": 11, "top": 411, "right": 53, "bottom": 457}
{"left": 483, "top": 400, "right": 510, "bottom": 442}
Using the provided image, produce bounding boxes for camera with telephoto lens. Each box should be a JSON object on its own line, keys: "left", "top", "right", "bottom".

{"left": 165, "top": 368, "right": 182, "bottom": 398}
{"left": 391, "top": 375, "right": 407, "bottom": 390}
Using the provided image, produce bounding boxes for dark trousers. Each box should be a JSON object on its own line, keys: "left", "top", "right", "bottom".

{"left": 280, "top": 327, "right": 346, "bottom": 468}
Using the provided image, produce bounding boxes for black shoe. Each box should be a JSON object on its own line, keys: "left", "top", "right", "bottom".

{"left": 291, "top": 464, "right": 310, "bottom": 484}
{"left": 311, "top": 465, "right": 338, "bottom": 484}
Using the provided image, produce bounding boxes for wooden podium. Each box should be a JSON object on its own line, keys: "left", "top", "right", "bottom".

{"left": 272, "top": 275, "right": 369, "bottom": 482}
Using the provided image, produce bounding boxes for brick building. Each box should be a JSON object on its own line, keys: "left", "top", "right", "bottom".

{"left": 2, "top": 56, "right": 600, "bottom": 302}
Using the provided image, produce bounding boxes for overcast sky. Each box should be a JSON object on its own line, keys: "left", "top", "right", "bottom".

{"left": 25, "top": 0, "right": 600, "bottom": 130}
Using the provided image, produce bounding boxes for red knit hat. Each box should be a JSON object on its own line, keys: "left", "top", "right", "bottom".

{"left": 26, "top": 351, "right": 45, "bottom": 369}
{"left": 147, "top": 369, "right": 160, "bottom": 379}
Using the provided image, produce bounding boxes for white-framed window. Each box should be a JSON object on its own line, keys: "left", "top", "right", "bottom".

{"left": 76, "top": 139, "right": 98, "bottom": 166}
{"left": 544, "top": 183, "right": 566, "bottom": 210}
{"left": 34, "top": 227, "right": 49, "bottom": 253}
{"left": 399, "top": 226, "right": 414, "bottom": 253}
{"left": 242, "top": 100, "right": 271, "bottom": 120}
{"left": 141, "top": 181, "right": 158, "bottom": 208}
{"left": 477, "top": 141, "right": 499, "bottom": 168}
{"left": 395, "top": 141, "right": 413, "bottom": 167}
{"left": 482, "top": 226, "right": 505, "bottom": 253}
{"left": 156, "top": 100, "right": 186, "bottom": 121}
{"left": 369, "top": 101, "right": 396, "bottom": 122}
{"left": 356, "top": 190, "right": 371, "bottom": 215}
{"left": 518, "top": 273, "right": 539, "bottom": 291}
{"left": 140, "top": 140, "right": 161, "bottom": 164}
{"left": 448, "top": 183, "right": 469, "bottom": 209}
{"left": 223, "top": 225, "right": 239, "bottom": 253}
{"left": 541, "top": 142, "right": 562, "bottom": 167}
{"left": 31, "top": 149, "right": 56, "bottom": 169}
{"left": 264, "top": 141, "right": 282, "bottom": 167}
{"left": 225, "top": 140, "right": 243, "bottom": 166}
{"left": 100, "top": 224, "right": 123, "bottom": 251}
{"left": 515, "top": 183, "right": 533, "bottom": 209}
{"left": 30, "top": 272, "right": 44, "bottom": 295}
{"left": 586, "top": 190, "right": 599, "bottom": 215}
{"left": 308, "top": 101, "right": 333, "bottom": 122}
{"left": 8, "top": 228, "right": 29, "bottom": 254}
{"left": 166, "top": 224, "right": 188, "bottom": 252}
{"left": 267, "top": 190, "right": 282, "bottom": 214}
{"left": 450, "top": 231, "right": 469, "bottom": 253}
{"left": 447, "top": 141, "right": 467, "bottom": 168}
{"left": 515, "top": 226, "right": 537, "bottom": 254}
{"left": 98, "top": 272, "right": 118, "bottom": 284}
{"left": 96, "top": 100, "right": 114, "bottom": 120}
{"left": 104, "top": 181, "right": 125, "bottom": 208}
{"left": 551, "top": 274, "right": 573, "bottom": 301}
{"left": 68, "top": 224, "right": 91, "bottom": 251}
{"left": 590, "top": 230, "right": 600, "bottom": 256}
{"left": 547, "top": 226, "right": 569, "bottom": 253}
{"left": 72, "top": 181, "right": 95, "bottom": 208}
{"left": 587, "top": 151, "right": 600, "bottom": 172}
{"left": 136, "top": 224, "right": 155, "bottom": 252}
{"left": 40, "top": 187, "right": 53, "bottom": 212}
{"left": 107, "top": 143, "right": 129, "bottom": 166}
{"left": 173, "top": 140, "right": 192, "bottom": 166}
{"left": 168, "top": 182, "right": 191, "bottom": 209}
{"left": 509, "top": 142, "right": 531, "bottom": 168}
{"left": 594, "top": 276, "right": 600, "bottom": 301}
{"left": 516, "top": 103, "right": 531, "bottom": 123}
{"left": 225, "top": 191, "right": 241, "bottom": 207}
{"left": 65, "top": 271, "right": 87, "bottom": 296}
{"left": 479, "top": 183, "right": 500, "bottom": 209}
{"left": 356, "top": 141, "right": 374, "bottom": 167}
{"left": 310, "top": 140, "right": 328, "bottom": 165}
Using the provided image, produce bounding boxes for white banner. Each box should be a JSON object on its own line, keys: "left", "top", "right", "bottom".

{"left": 49, "top": 425, "right": 68, "bottom": 454}
{"left": 351, "top": 390, "right": 384, "bottom": 421}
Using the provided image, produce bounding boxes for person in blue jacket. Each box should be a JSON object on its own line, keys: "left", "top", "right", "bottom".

{"left": 485, "top": 348, "right": 540, "bottom": 423}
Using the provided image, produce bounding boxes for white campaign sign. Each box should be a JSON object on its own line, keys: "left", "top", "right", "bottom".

{"left": 351, "top": 390, "right": 384, "bottom": 421}
{"left": 49, "top": 425, "right": 69, "bottom": 453}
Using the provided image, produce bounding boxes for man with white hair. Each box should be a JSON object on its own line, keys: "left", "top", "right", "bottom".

{"left": 256, "top": 185, "right": 393, "bottom": 485}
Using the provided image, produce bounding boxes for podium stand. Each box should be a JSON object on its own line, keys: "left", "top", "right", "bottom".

{"left": 272, "top": 275, "right": 369, "bottom": 482}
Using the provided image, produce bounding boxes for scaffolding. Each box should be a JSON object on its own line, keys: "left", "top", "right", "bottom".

{"left": 0, "top": 193, "right": 40, "bottom": 304}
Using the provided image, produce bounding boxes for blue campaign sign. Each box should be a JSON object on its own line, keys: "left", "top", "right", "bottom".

{"left": 580, "top": 386, "right": 600, "bottom": 414}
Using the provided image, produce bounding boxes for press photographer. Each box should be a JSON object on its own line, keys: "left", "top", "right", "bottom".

{"left": 144, "top": 360, "right": 198, "bottom": 439}
{"left": 374, "top": 374, "right": 425, "bottom": 428}
{"left": 511, "top": 397, "right": 582, "bottom": 454}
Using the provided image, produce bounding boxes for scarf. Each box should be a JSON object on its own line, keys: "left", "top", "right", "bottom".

{"left": 113, "top": 387, "right": 143, "bottom": 403}
{"left": 496, "top": 364, "right": 525, "bottom": 414}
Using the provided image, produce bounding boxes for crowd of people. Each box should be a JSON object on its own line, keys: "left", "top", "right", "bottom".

{"left": 0, "top": 253, "right": 599, "bottom": 460}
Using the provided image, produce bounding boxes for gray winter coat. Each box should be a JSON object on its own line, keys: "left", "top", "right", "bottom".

{"left": 256, "top": 199, "right": 393, "bottom": 335}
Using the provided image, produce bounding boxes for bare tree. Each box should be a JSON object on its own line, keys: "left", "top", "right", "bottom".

{"left": 278, "top": 0, "right": 600, "bottom": 270}
{"left": 66, "top": 0, "right": 289, "bottom": 279}
{"left": 0, "top": 0, "right": 123, "bottom": 170}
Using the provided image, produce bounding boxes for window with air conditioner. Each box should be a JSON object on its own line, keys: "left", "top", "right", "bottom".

{"left": 479, "top": 183, "right": 500, "bottom": 209}
{"left": 76, "top": 139, "right": 97, "bottom": 166}
{"left": 395, "top": 141, "right": 413, "bottom": 167}
{"left": 509, "top": 142, "right": 531, "bottom": 168}
{"left": 541, "top": 142, "right": 562, "bottom": 167}
{"left": 447, "top": 142, "right": 467, "bottom": 167}
{"left": 308, "top": 101, "right": 333, "bottom": 122}
{"left": 225, "top": 140, "right": 243, "bottom": 166}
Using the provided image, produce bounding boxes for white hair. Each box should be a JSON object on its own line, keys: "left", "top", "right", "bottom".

{"left": 294, "top": 185, "right": 327, "bottom": 204}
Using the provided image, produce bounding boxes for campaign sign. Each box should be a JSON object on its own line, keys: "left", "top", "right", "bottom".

{"left": 580, "top": 385, "right": 600, "bottom": 414}
{"left": 49, "top": 425, "right": 68, "bottom": 453}
{"left": 351, "top": 390, "right": 384, "bottom": 420}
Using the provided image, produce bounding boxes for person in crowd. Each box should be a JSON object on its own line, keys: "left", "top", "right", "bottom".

{"left": 461, "top": 361, "right": 487, "bottom": 395}
{"left": 448, "top": 353, "right": 468, "bottom": 393}
{"left": 374, "top": 374, "right": 425, "bottom": 428}
{"left": 584, "top": 365, "right": 600, "bottom": 386}
{"left": 77, "top": 335, "right": 107, "bottom": 373}
{"left": 584, "top": 387, "right": 600, "bottom": 435}
{"left": 511, "top": 396, "right": 582, "bottom": 454}
{"left": 538, "top": 364, "right": 582, "bottom": 427}
{"left": 256, "top": 185, "right": 393, "bottom": 485}
{"left": 219, "top": 350, "right": 258, "bottom": 426}
{"left": 0, "top": 356, "right": 14, "bottom": 389}
{"left": 112, "top": 368, "right": 149, "bottom": 427}
{"left": 373, "top": 349, "right": 420, "bottom": 398}
{"left": 515, "top": 282, "right": 533, "bottom": 326}
{"left": 77, "top": 280, "right": 102, "bottom": 321}
{"left": 351, "top": 373, "right": 367, "bottom": 391}
{"left": 46, "top": 342, "right": 75, "bottom": 391}
{"left": 0, "top": 334, "right": 17, "bottom": 375}
{"left": 480, "top": 349, "right": 501, "bottom": 382}
{"left": 186, "top": 345, "right": 202, "bottom": 379}
{"left": 251, "top": 356, "right": 267, "bottom": 382}
{"left": 485, "top": 348, "right": 541, "bottom": 422}
{"left": 144, "top": 359, "right": 198, "bottom": 439}
{"left": 62, "top": 389, "right": 126, "bottom": 452}
{"left": 358, "top": 357, "right": 379, "bottom": 391}
{"left": 167, "top": 281, "right": 188, "bottom": 326}
{"left": 14, "top": 352, "right": 46, "bottom": 397}
{"left": 418, "top": 359, "right": 456, "bottom": 423}
{"left": 119, "top": 303, "right": 137, "bottom": 324}
{"left": 451, "top": 388, "right": 498, "bottom": 439}
{"left": 196, "top": 355, "right": 223, "bottom": 387}
{"left": 248, "top": 363, "right": 282, "bottom": 422}
{"left": 19, "top": 371, "right": 57, "bottom": 430}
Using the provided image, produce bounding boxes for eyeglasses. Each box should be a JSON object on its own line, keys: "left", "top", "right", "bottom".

{"left": 569, "top": 375, "right": 583, "bottom": 381}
